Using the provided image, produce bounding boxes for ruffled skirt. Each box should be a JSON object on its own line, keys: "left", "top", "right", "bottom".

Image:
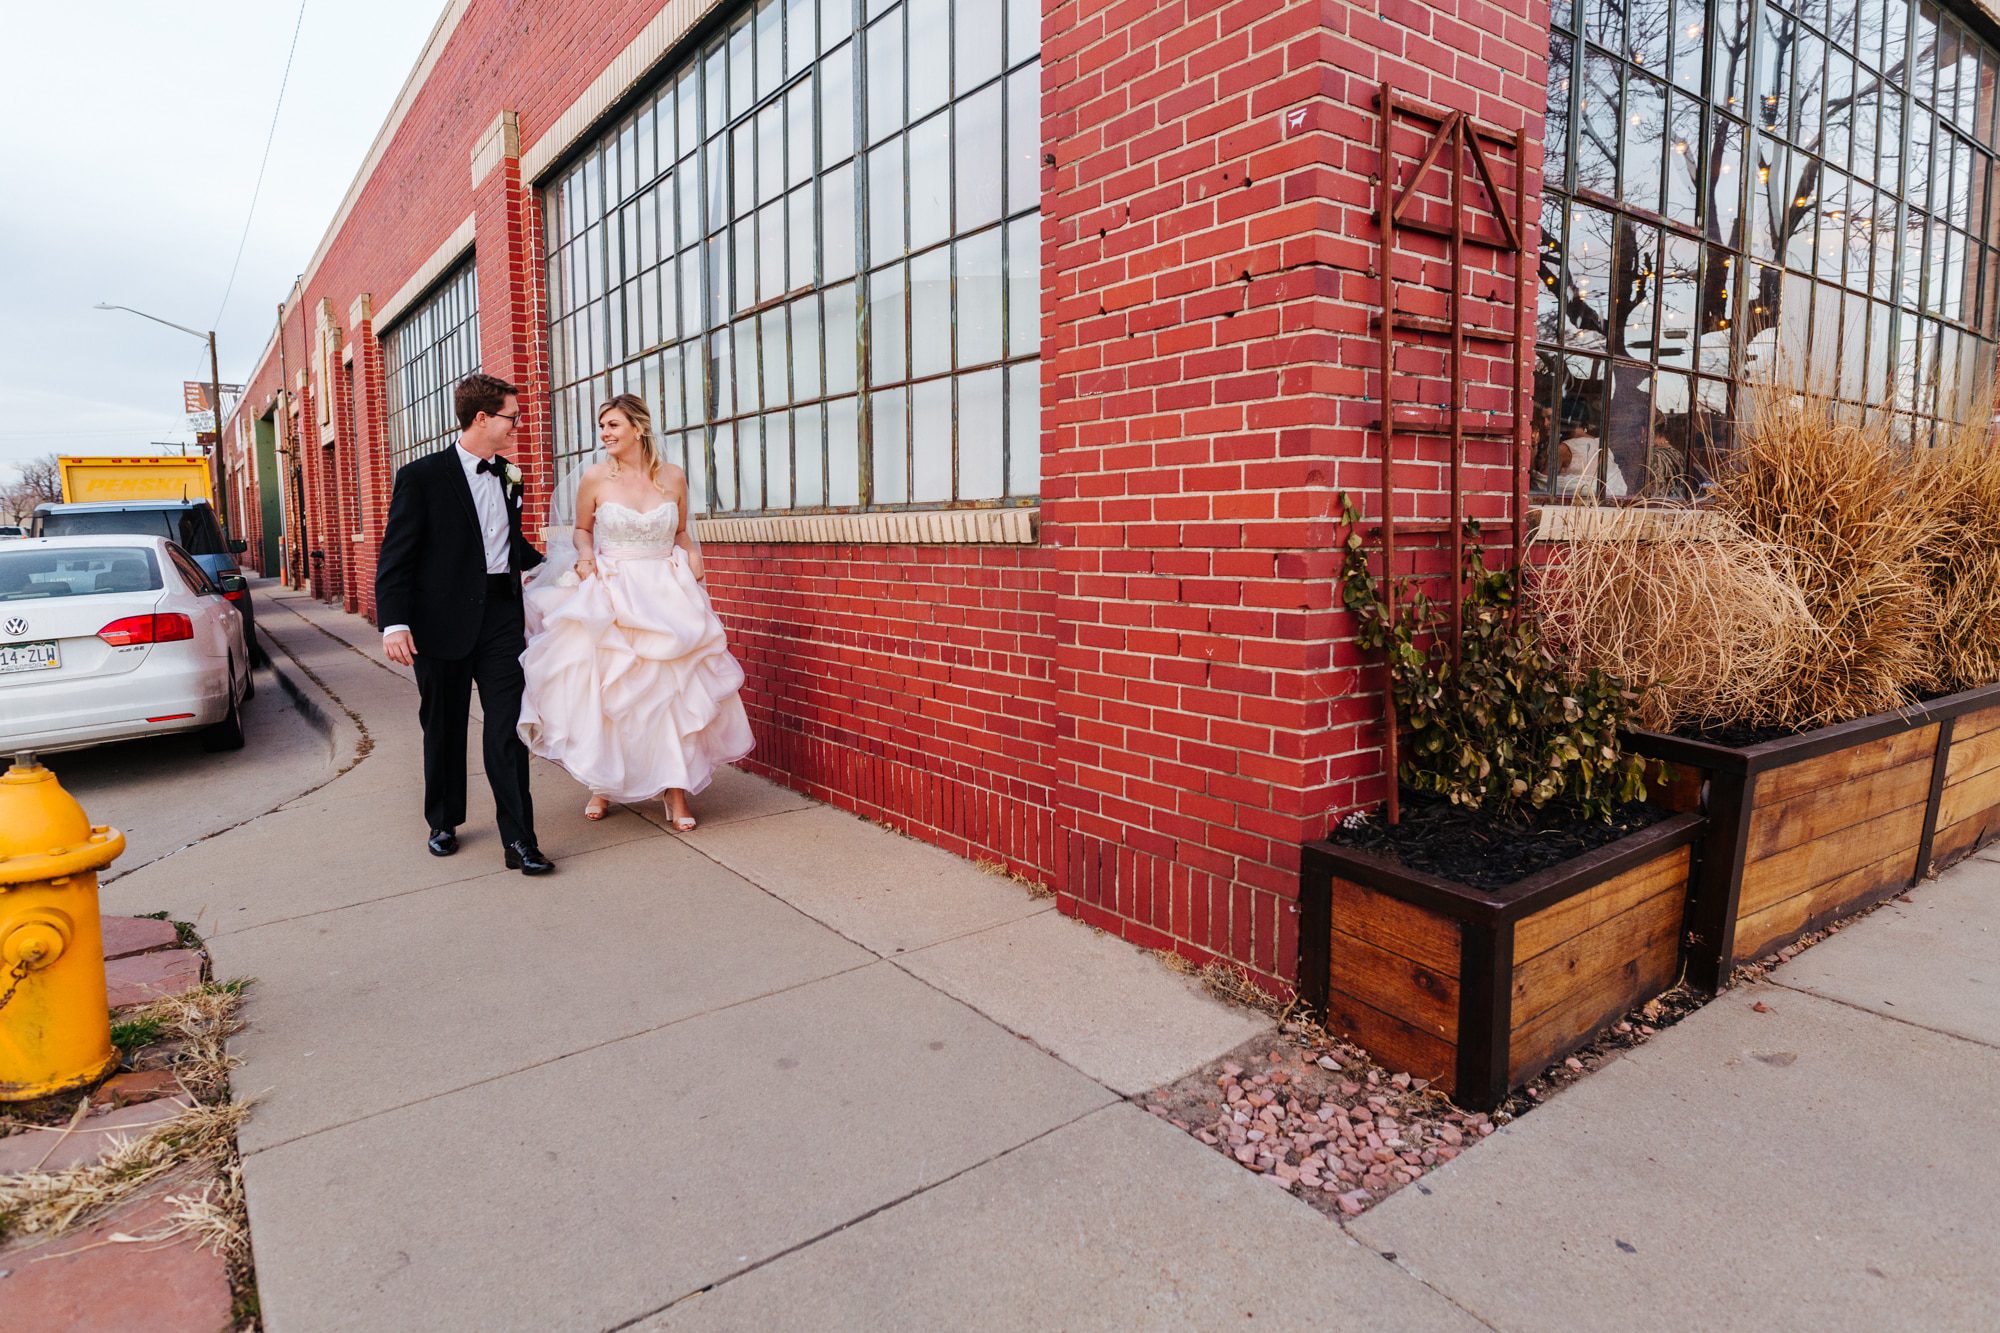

{"left": 518, "top": 544, "right": 753, "bottom": 800}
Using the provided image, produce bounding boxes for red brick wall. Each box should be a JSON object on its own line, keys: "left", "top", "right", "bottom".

{"left": 1040, "top": 0, "right": 1550, "bottom": 989}
{"left": 711, "top": 543, "right": 1059, "bottom": 883}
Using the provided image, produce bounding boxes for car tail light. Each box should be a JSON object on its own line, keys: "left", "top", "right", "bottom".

{"left": 222, "top": 587, "right": 245, "bottom": 601}
{"left": 98, "top": 613, "right": 195, "bottom": 646}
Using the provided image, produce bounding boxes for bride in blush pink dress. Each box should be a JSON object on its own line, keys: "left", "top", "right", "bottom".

{"left": 518, "top": 393, "right": 752, "bottom": 830}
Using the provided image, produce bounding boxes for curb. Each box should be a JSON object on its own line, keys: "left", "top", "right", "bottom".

{"left": 257, "top": 624, "right": 337, "bottom": 742}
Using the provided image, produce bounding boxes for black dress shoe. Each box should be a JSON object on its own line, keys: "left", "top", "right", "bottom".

{"left": 427, "top": 828, "right": 458, "bottom": 857}
{"left": 504, "top": 840, "right": 554, "bottom": 875}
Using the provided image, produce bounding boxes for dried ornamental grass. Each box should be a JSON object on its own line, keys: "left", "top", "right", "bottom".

{"left": 1914, "top": 413, "right": 2000, "bottom": 691}
{"left": 1708, "top": 400, "right": 1939, "bottom": 729}
{"left": 1530, "top": 522, "right": 1825, "bottom": 731}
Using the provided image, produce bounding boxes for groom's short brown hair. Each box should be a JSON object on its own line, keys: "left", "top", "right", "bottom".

{"left": 455, "top": 373, "right": 519, "bottom": 430}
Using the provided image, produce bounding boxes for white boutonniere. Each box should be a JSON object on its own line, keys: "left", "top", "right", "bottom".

{"left": 502, "top": 461, "right": 522, "bottom": 488}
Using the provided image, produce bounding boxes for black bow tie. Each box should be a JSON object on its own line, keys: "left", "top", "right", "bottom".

{"left": 476, "top": 456, "right": 504, "bottom": 476}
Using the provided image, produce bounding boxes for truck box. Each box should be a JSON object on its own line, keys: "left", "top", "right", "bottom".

{"left": 58, "top": 455, "right": 214, "bottom": 504}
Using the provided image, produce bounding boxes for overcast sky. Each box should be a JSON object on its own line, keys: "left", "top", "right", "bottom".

{"left": 0, "top": 1, "right": 444, "bottom": 484}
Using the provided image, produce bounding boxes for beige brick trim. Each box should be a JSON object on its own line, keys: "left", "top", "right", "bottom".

{"left": 520, "top": 0, "right": 728, "bottom": 183}
{"left": 692, "top": 507, "right": 1038, "bottom": 546}
{"left": 348, "top": 292, "right": 373, "bottom": 329}
{"left": 470, "top": 110, "right": 521, "bottom": 186}
{"left": 374, "top": 215, "right": 476, "bottom": 331}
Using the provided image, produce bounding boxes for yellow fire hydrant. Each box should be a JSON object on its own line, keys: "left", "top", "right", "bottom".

{"left": 0, "top": 753, "right": 124, "bottom": 1101}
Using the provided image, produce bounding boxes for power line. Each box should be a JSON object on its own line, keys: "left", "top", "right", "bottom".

{"left": 211, "top": 0, "right": 310, "bottom": 333}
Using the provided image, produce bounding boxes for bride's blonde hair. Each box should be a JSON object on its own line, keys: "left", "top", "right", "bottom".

{"left": 598, "top": 393, "right": 663, "bottom": 487}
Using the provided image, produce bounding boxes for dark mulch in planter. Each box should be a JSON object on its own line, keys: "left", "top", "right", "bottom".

{"left": 1331, "top": 793, "right": 1669, "bottom": 891}
{"left": 1671, "top": 718, "right": 1796, "bottom": 747}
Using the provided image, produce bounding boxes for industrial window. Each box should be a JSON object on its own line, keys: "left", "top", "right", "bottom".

{"left": 1538, "top": 0, "right": 2000, "bottom": 500}
{"left": 542, "top": 0, "right": 1042, "bottom": 516}
{"left": 382, "top": 259, "right": 480, "bottom": 475}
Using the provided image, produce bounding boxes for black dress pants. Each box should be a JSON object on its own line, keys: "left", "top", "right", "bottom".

{"left": 415, "top": 578, "right": 536, "bottom": 846}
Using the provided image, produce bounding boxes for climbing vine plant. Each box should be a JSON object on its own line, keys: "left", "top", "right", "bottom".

{"left": 1338, "top": 497, "right": 1652, "bottom": 823}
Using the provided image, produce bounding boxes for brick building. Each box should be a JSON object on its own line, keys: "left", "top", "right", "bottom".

{"left": 226, "top": 0, "right": 2000, "bottom": 993}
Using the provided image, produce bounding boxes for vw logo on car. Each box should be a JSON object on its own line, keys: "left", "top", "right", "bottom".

{"left": 3, "top": 617, "right": 25, "bottom": 637}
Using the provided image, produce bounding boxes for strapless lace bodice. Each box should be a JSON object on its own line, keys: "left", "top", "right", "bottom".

{"left": 595, "top": 499, "right": 678, "bottom": 551}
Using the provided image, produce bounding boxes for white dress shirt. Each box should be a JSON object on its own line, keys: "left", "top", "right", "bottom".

{"left": 382, "top": 443, "right": 512, "bottom": 641}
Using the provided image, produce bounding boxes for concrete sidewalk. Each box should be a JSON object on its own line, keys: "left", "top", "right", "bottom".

{"left": 100, "top": 587, "right": 1999, "bottom": 1331}
{"left": 102, "top": 589, "right": 1473, "bottom": 1331}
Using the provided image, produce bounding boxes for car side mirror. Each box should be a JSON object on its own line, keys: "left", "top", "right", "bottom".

{"left": 229, "top": 538, "right": 248, "bottom": 554}
{"left": 219, "top": 574, "right": 249, "bottom": 597}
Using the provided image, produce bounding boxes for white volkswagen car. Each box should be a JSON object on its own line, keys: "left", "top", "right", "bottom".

{"left": 0, "top": 535, "right": 250, "bottom": 755}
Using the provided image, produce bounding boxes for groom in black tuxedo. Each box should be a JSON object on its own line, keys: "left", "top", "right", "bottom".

{"left": 376, "top": 373, "right": 553, "bottom": 874}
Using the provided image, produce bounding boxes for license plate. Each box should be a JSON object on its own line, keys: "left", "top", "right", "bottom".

{"left": 0, "top": 641, "right": 59, "bottom": 674}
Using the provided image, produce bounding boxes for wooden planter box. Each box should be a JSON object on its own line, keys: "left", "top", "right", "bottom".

{"left": 1628, "top": 682, "right": 2000, "bottom": 992}
{"left": 1297, "top": 813, "right": 1703, "bottom": 1111}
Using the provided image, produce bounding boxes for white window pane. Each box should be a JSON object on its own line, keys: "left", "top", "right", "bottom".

{"left": 762, "top": 307, "right": 789, "bottom": 406}
{"left": 821, "top": 45, "right": 855, "bottom": 164}
{"left": 872, "top": 386, "right": 908, "bottom": 503}
{"left": 765, "top": 410, "right": 793, "bottom": 508}
{"left": 909, "top": 0, "right": 950, "bottom": 120}
{"left": 1008, "top": 0, "right": 1037, "bottom": 67}
{"left": 733, "top": 224, "right": 756, "bottom": 312}
{"left": 758, "top": 102, "right": 785, "bottom": 203}
{"left": 712, "top": 420, "right": 738, "bottom": 509}
{"left": 789, "top": 185, "right": 816, "bottom": 289}
{"left": 660, "top": 345, "right": 685, "bottom": 428}
{"left": 956, "top": 83, "right": 1003, "bottom": 231}
{"left": 757, "top": 0, "right": 783, "bottom": 102}
{"left": 822, "top": 0, "right": 852, "bottom": 52}
{"left": 759, "top": 199, "right": 786, "bottom": 302}
{"left": 792, "top": 293, "right": 823, "bottom": 400}
{"left": 910, "top": 246, "right": 952, "bottom": 379}
{"left": 795, "top": 403, "right": 825, "bottom": 506}
{"left": 709, "top": 328, "right": 735, "bottom": 419}
{"left": 868, "top": 137, "right": 906, "bottom": 257}
{"left": 912, "top": 376, "right": 953, "bottom": 501}
{"left": 908, "top": 111, "right": 951, "bottom": 251}
{"left": 1008, "top": 219, "right": 1036, "bottom": 356}
{"left": 685, "top": 431, "right": 710, "bottom": 512}
{"left": 739, "top": 414, "right": 764, "bottom": 509}
{"left": 1007, "top": 65, "right": 1038, "bottom": 215}
{"left": 730, "top": 18, "right": 754, "bottom": 119}
{"left": 958, "top": 227, "right": 1003, "bottom": 365}
{"left": 869, "top": 263, "right": 908, "bottom": 384}
{"left": 868, "top": 12, "right": 903, "bottom": 145}
{"left": 736, "top": 319, "right": 763, "bottom": 412}
{"left": 787, "top": 0, "right": 816, "bottom": 77}
{"left": 1008, "top": 362, "right": 1038, "bottom": 495}
{"left": 958, "top": 366, "right": 1004, "bottom": 498}
{"left": 824, "top": 161, "right": 857, "bottom": 280}
{"left": 787, "top": 82, "right": 814, "bottom": 188}
{"left": 828, "top": 395, "right": 860, "bottom": 504}
{"left": 825, "top": 280, "right": 859, "bottom": 393}
{"left": 684, "top": 340, "right": 705, "bottom": 424}
{"left": 955, "top": 0, "right": 1002, "bottom": 92}
{"left": 733, "top": 123, "right": 757, "bottom": 217}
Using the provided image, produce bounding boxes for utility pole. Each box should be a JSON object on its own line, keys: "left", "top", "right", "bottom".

{"left": 91, "top": 302, "right": 232, "bottom": 530}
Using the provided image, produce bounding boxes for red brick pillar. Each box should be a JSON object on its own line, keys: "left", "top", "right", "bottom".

{"left": 1041, "top": 0, "right": 1549, "bottom": 993}
{"left": 350, "top": 293, "right": 390, "bottom": 623}
{"left": 471, "top": 110, "right": 556, "bottom": 543}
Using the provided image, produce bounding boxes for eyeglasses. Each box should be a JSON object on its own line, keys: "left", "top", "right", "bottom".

{"left": 491, "top": 411, "right": 520, "bottom": 425}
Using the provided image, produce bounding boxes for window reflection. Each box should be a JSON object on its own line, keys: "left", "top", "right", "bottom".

{"left": 1541, "top": 0, "right": 2000, "bottom": 499}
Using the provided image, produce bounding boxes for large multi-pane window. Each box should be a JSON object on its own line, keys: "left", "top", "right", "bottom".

{"left": 1538, "top": 0, "right": 2000, "bottom": 500}
{"left": 382, "top": 259, "right": 480, "bottom": 474}
{"left": 543, "top": 0, "right": 1041, "bottom": 517}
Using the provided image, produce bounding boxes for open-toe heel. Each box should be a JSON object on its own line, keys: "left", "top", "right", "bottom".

{"left": 584, "top": 796, "right": 610, "bottom": 821}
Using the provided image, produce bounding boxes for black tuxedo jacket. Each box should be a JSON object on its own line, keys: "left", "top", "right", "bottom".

{"left": 375, "top": 447, "right": 544, "bottom": 660}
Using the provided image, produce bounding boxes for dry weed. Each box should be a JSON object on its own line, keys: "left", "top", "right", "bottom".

{"left": 1530, "top": 520, "right": 1825, "bottom": 731}
{"left": 0, "top": 1102, "right": 250, "bottom": 1243}
{"left": 1708, "top": 398, "right": 1938, "bottom": 727}
{"left": 1914, "top": 411, "right": 2000, "bottom": 690}
{"left": 118, "top": 980, "right": 249, "bottom": 1105}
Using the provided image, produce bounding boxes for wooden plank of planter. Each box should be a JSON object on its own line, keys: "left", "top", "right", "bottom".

{"left": 1750, "top": 726, "right": 1940, "bottom": 807}
{"left": 1298, "top": 814, "right": 1702, "bottom": 1111}
{"left": 1737, "top": 800, "right": 1929, "bottom": 921}
{"left": 1744, "top": 744, "right": 1937, "bottom": 862}
{"left": 1736, "top": 846, "right": 1922, "bottom": 959}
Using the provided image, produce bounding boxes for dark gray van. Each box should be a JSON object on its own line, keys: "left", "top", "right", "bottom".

{"left": 32, "top": 501, "right": 255, "bottom": 647}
